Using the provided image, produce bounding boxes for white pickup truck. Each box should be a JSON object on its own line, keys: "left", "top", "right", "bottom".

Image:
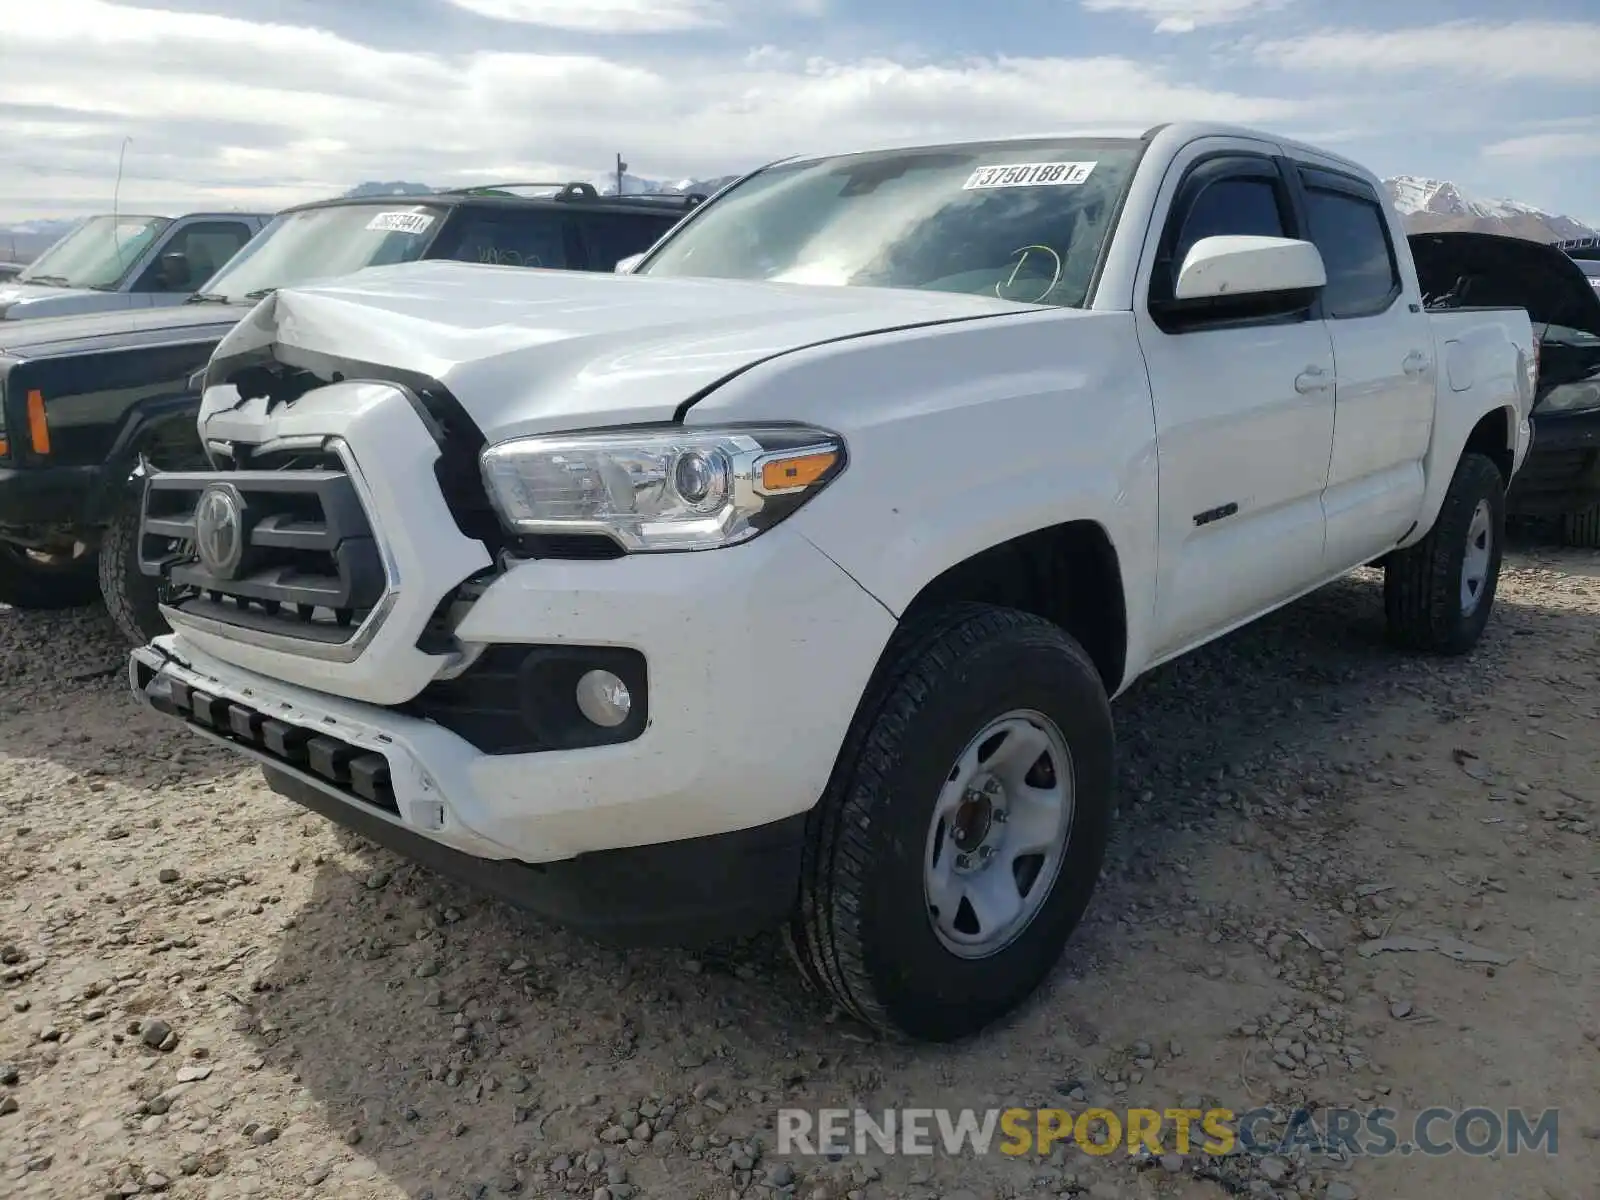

{"left": 128, "top": 122, "right": 1539, "bottom": 1043}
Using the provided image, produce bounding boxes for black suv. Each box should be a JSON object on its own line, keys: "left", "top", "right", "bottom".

{"left": 0, "top": 182, "right": 700, "bottom": 640}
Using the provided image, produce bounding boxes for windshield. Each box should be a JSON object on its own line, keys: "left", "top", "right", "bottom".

{"left": 198, "top": 203, "right": 447, "bottom": 301}
{"left": 1576, "top": 258, "right": 1600, "bottom": 288}
{"left": 18, "top": 215, "right": 170, "bottom": 289}
{"left": 637, "top": 138, "right": 1143, "bottom": 308}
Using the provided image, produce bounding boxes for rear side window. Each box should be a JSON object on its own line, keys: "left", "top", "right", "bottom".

{"left": 435, "top": 209, "right": 571, "bottom": 270}
{"left": 1301, "top": 186, "right": 1400, "bottom": 318}
{"left": 576, "top": 212, "right": 679, "bottom": 270}
{"left": 1174, "top": 178, "right": 1288, "bottom": 269}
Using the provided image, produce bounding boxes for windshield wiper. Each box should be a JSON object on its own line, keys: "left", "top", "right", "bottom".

{"left": 186, "top": 291, "right": 234, "bottom": 304}
{"left": 242, "top": 288, "right": 276, "bottom": 300}
{"left": 20, "top": 274, "right": 71, "bottom": 287}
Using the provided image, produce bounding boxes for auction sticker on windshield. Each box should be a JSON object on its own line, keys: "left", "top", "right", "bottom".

{"left": 365, "top": 211, "right": 437, "bottom": 235}
{"left": 963, "top": 162, "right": 1097, "bottom": 189}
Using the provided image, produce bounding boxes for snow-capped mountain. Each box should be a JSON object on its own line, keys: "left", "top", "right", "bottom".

{"left": 592, "top": 171, "right": 744, "bottom": 197}
{"left": 1385, "top": 176, "right": 1597, "bottom": 243}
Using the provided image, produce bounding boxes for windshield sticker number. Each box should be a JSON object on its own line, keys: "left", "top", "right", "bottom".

{"left": 366, "top": 211, "right": 436, "bottom": 235}
{"left": 963, "top": 162, "right": 1097, "bottom": 190}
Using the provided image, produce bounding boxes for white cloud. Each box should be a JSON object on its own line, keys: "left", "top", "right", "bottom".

{"left": 441, "top": 0, "right": 720, "bottom": 33}
{"left": 1080, "top": 0, "right": 1289, "bottom": 35}
{"left": 441, "top": 0, "right": 825, "bottom": 33}
{"left": 0, "top": 0, "right": 1311, "bottom": 221}
{"left": 1254, "top": 20, "right": 1600, "bottom": 82}
{"left": 1483, "top": 129, "right": 1600, "bottom": 162}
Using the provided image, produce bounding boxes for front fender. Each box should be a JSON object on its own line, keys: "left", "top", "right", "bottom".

{"left": 685, "top": 308, "right": 1161, "bottom": 683}
{"left": 83, "top": 389, "right": 204, "bottom": 525}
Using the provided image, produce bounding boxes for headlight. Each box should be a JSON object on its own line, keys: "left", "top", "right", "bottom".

{"left": 1535, "top": 380, "right": 1600, "bottom": 415}
{"left": 479, "top": 425, "right": 846, "bottom": 552}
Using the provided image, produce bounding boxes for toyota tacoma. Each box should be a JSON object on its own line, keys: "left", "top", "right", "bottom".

{"left": 129, "top": 123, "right": 1540, "bottom": 1042}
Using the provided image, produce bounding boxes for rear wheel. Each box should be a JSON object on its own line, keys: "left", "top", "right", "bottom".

{"left": 0, "top": 540, "right": 101, "bottom": 610}
{"left": 788, "top": 604, "right": 1115, "bottom": 1042}
{"left": 1383, "top": 452, "right": 1505, "bottom": 655}
{"left": 1558, "top": 502, "right": 1600, "bottom": 549}
{"left": 99, "top": 493, "right": 173, "bottom": 645}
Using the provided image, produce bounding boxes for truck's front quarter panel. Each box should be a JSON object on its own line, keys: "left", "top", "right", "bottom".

{"left": 685, "top": 308, "right": 1161, "bottom": 690}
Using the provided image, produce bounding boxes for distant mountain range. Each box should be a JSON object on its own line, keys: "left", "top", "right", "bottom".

{"left": 1382, "top": 177, "right": 1598, "bottom": 243}
{"left": 3, "top": 172, "right": 1593, "bottom": 266}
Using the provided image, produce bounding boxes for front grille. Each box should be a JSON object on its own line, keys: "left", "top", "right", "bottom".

{"left": 133, "top": 657, "right": 397, "bottom": 815}
{"left": 139, "top": 455, "right": 387, "bottom": 649}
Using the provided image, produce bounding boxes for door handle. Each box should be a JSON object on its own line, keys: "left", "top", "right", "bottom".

{"left": 1294, "top": 365, "right": 1330, "bottom": 394}
{"left": 1402, "top": 350, "right": 1429, "bottom": 376}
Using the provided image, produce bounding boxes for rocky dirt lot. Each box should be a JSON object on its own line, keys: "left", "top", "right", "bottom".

{"left": 1, "top": 543, "right": 1596, "bottom": 1200}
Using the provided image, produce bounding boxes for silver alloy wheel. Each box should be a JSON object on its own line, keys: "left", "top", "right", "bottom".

{"left": 1460, "top": 498, "right": 1493, "bottom": 616}
{"left": 923, "top": 709, "right": 1075, "bottom": 959}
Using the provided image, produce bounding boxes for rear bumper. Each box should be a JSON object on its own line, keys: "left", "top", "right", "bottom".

{"left": 1507, "top": 409, "right": 1600, "bottom": 517}
{"left": 0, "top": 463, "right": 98, "bottom": 533}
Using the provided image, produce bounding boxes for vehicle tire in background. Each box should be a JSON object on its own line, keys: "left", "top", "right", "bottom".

{"left": 1383, "top": 451, "right": 1505, "bottom": 655}
{"left": 0, "top": 541, "right": 101, "bottom": 610}
{"left": 99, "top": 494, "right": 172, "bottom": 645}
{"left": 1558, "top": 503, "right": 1600, "bottom": 549}
{"left": 788, "top": 603, "right": 1115, "bottom": 1042}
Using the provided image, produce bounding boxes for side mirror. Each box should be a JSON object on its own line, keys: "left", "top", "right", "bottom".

{"left": 614, "top": 253, "right": 644, "bottom": 275}
{"left": 1173, "top": 235, "right": 1326, "bottom": 301}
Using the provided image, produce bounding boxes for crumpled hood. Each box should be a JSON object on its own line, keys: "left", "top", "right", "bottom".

{"left": 0, "top": 281, "right": 105, "bottom": 320}
{"left": 201, "top": 259, "right": 1042, "bottom": 441}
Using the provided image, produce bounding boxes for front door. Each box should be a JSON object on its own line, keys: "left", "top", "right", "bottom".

{"left": 1134, "top": 145, "right": 1337, "bottom": 660}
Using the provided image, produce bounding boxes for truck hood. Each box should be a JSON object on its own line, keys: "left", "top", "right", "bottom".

{"left": 0, "top": 302, "right": 245, "bottom": 358}
{"left": 1409, "top": 231, "right": 1600, "bottom": 337}
{"left": 201, "top": 259, "right": 1044, "bottom": 440}
{"left": 0, "top": 281, "right": 105, "bottom": 320}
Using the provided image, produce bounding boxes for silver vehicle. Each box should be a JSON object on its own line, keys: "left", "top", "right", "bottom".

{"left": 0, "top": 211, "right": 271, "bottom": 321}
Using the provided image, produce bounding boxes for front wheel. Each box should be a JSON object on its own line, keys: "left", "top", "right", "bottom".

{"left": 1383, "top": 451, "right": 1505, "bottom": 655}
{"left": 788, "top": 604, "right": 1115, "bottom": 1042}
{"left": 0, "top": 541, "right": 101, "bottom": 610}
{"left": 99, "top": 494, "right": 172, "bottom": 645}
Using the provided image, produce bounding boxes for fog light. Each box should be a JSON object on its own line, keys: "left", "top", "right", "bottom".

{"left": 575, "top": 668, "right": 631, "bottom": 727}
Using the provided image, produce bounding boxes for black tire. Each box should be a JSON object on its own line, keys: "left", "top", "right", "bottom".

{"left": 0, "top": 541, "right": 101, "bottom": 610}
{"left": 99, "top": 494, "right": 172, "bottom": 645}
{"left": 789, "top": 603, "right": 1115, "bottom": 1042}
{"left": 1383, "top": 452, "right": 1505, "bottom": 655}
{"left": 1558, "top": 503, "right": 1600, "bottom": 550}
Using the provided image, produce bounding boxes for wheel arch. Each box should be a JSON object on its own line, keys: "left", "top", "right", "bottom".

{"left": 896, "top": 518, "right": 1130, "bottom": 696}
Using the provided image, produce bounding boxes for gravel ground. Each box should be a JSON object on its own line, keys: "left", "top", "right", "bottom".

{"left": 1, "top": 541, "right": 1596, "bottom": 1200}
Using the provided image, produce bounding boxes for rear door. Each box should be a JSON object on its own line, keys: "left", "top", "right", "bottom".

{"left": 570, "top": 210, "right": 681, "bottom": 271}
{"left": 1289, "top": 164, "right": 1435, "bottom": 571}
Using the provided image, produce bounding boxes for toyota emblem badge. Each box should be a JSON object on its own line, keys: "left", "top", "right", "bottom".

{"left": 194, "top": 483, "right": 244, "bottom": 579}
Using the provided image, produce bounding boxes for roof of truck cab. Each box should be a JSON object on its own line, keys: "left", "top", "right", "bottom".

{"left": 780, "top": 122, "right": 1376, "bottom": 181}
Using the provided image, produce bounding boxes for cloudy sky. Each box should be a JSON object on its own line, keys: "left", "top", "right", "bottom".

{"left": 1, "top": 0, "right": 1596, "bottom": 225}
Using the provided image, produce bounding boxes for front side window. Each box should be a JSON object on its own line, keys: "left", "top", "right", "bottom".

{"left": 1301, "top": 187, "right": 1400, "bottom": 318}
{"left": 197, "top": 204, "right": 446, "bottom": 301}
{"left": 637, "top": 138, "right": 1143, "bottom": 308}
{"left": 1173, "top": 177, "right": 1287, "bottom": 268}
{"left": 139, "top": 221, "right": 255, "bottom": 293}
{"left": 576, "top": 211, "right": 679, "bottom": 270}
{"left": 17, "top": 215, "right": 171, "bottom": 290}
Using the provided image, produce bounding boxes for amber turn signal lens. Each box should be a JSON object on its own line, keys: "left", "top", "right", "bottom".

{"left": 26, "top": 389, "right": 49, "bottom": 455}
{"left": 760, "top": 450, "right": 836, "bottom": 491}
